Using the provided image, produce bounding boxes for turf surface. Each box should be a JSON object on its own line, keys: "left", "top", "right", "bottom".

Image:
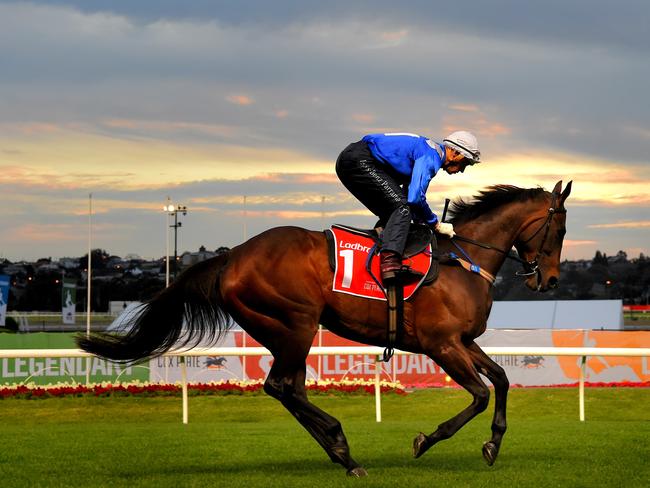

{"left": 1, "top": 388, "right": 649, "bottom": 487}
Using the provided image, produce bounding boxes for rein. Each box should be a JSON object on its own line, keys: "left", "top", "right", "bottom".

{"left": 448, "top": 191, "right": 565, "bottom": 283}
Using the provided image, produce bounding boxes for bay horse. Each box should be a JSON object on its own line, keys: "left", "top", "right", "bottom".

{"left": 78, "top": 180, "right": 572, "bottom": 477}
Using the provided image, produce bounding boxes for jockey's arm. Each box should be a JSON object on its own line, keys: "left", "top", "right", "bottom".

{"left": 407, "top": 155, "right": 439, "bottom": 226}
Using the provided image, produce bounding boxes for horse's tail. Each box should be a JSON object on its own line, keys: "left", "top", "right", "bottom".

{"left": 76, "top": 253, "right": 232, "bottom": 363}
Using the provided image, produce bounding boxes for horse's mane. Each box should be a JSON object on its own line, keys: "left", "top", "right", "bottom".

{"left": 448, "top": 185, "right": 546, "bottom": 224}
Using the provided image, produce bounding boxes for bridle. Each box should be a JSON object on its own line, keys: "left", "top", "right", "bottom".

{"left": 514, "top": 191, "right": 566, "bottom": 278}
{"left": 450, "top": 191, "right": 565, "bottom": 284}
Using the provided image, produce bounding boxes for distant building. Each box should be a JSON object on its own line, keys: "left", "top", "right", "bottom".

{"left": 35, "top": 262, "right": 60, "bottom": 273}
{"left": 181, "top": 246, "right": 217, "bottom": 267}
{"left": 2, "top": 263, "right": 30, "bottom": 275}
{"left": 57, "top": 257, "right": 80, "bottom": 270}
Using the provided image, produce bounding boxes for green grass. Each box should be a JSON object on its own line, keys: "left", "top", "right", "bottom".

{"left": 1, "top": 388, "right": 649, "bottom": 487}
{"left": 624, "top": 312, "right": 650, "bottom": 327}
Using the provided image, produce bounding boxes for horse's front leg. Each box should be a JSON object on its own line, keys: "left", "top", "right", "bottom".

{"left": 467, "top": 341, "right": 509, "bottom": 465}
{"left": 413, "top": 341, "right": 491, "bottom": 459}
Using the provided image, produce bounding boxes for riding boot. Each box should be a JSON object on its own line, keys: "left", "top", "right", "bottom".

{"left": 380, "top": 251, "right": 424, "bottom": 284}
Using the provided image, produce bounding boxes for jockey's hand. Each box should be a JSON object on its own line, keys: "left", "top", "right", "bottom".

{"left": 435, "top": 222, "right": 456, "bottom": 238}
{"left": 413, "top": 217, "right": 427, "bottom": 225}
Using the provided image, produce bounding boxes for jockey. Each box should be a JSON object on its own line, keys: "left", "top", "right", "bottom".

{"left": 336, "top": 130, "right": 480, "bottom": 283}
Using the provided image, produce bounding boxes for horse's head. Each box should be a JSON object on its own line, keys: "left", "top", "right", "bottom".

{"left": 514, "top": 180, "right": 572, "bottom": 292}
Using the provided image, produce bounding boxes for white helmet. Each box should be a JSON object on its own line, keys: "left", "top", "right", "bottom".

{"left": 443, "top": 131, "right": 480, "bottom": 164}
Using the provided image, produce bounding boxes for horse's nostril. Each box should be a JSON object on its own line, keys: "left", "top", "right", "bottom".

{"left": 548, "top": 276, "right": 559, "bottom": 289}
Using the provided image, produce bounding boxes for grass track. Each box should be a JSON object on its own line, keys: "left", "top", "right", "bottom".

{"left": 1, "top": 388, "right": 649, "bottom": 487}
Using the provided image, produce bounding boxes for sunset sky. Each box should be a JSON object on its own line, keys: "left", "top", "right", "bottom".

{"left": 1, "top": 1, "right": 649, "bottom": 262}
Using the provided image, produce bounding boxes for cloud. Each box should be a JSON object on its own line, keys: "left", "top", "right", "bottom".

{"left": 0, "top": 1, "right": 648, "bottom": 261}
{"left": 625, "top": 125, "right": 650, "bottom": 138}
{"left": 0, "top": 128, "right": 332, "bottom": 190}
{"left": 449, "top": 104, "right": 480, "bottom": 113}
{"left": 2, "top": 1, "right": 649, "bottom": 163}
{"left": 588, "top": 221, "right": 650, "bottom": 229}
{"left": 0, "top": 122, "right": 62, "bottom": 135}
{"left": 564, "top": 239, "right": 598, "bottom": 247}
{"left": 441, "top": 108, "right": 512, "bottom": 139}
{"left": 380, "top": 29, "right": 409, "bottom": 44}
{"left": 226, "top": 94, "right": 255, "bottom": 106}
{"left": 6, "top": 223, "right": 90, "bottom": 242}
{"left": 102, "top": 119, "right": 239, "bottom": 137}
{"left": 351, "top": 113, "right": 375, "bottom": 124}
{"left": 29, "top": 2, "right": 650, "bottom": 55}
{"left": 235, "top": 209, "right": 371, "bottom": 220}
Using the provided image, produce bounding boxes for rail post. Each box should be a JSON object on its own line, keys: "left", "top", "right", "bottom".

{"left": 579, "top": 355, "right": 586, "bottom": 422}
{"left": 375, "top": 355, "right": 382, "bottom": 423}
{"left": 180, "top": 356, "right": 188, "bottom": 424}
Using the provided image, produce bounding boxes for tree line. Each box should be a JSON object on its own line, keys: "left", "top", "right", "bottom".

{"left": 2, "top": 249, "right": 649, "bottom": 312}
{"left": 493, "top": 250, "right": 649, "bottom": 302}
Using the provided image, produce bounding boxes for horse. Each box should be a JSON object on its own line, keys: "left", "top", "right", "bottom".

{"left": 78, "top": 180, "right": 572, "bottom": 477}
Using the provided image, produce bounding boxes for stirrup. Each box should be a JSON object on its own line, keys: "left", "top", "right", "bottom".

{"left": 383, "top": 266, "right": 424, "bottom": 285}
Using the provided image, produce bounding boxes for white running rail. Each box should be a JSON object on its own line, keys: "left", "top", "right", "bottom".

{"left": 1, "top": 346, "right": 649, "bottom": 423}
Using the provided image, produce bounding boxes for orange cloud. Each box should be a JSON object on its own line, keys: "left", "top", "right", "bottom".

{"left": 351, "top": 113, "right": 375, "bottom": 124}
{"left": 469, "top": 152, "right": 649, "bottom": 207}
{"left": 588, "top": 221, "right": 650, "bottom": 229}
{"left": 0, "top": 122, "right": 62, "bottom": 135}
{"left": 380, "top": 29, "right": 409, "bottom": 43}
{"left": 296, "top": 174, "right": 339, "bottom": 184}
{"left": 448, "top": 104, "right": 480, "bottom": 113}
{"left": 564, "top": 239, "right": 598, "bottom": 247}
{"left": 245, "top": 173, "right": 339, "bottom": 184}
{"left": 226, "top": 94, "right": 254, "bottom": 106}
{"left": 191, "top": 193, "right": 336, "bottom": 207}
{"left": 442, "top": 112, "right": 511, "bottom": 138}
{"left": 68, "top": 199, "right": 164, "bottom": 216}
{"left": 0, "top": 165, "right": 138, "bottom": 190}
{"left": 7, "top": 224, "right": 85, "bottom": 242}
{"left": 0, "top": 129, "right": 332, "bottom": 190}
{"left": 229, "top": 209, "right": 370, "bottom": 220}
{"left": 102, "top": 119, "right": 238, "bottom": 137}
{"left": 576, "top": 194, "right": 650, "bottom": 206}
{"left": 477, "top": 123, "right": 512, "bottom": 137}
{"left": 7, "top": 221, "right": 151, "bottom": 245}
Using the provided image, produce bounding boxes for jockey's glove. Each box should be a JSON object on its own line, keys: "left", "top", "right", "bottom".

{"left": 435, "top": 222, "right": 456, "bottom": 238}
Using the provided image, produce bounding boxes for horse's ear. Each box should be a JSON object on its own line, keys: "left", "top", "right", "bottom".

{"left": 552, "top": 180, "right": 563, "bottom": 195}
{"left": 560, "top": 180, "right": 572, "bottom": 205}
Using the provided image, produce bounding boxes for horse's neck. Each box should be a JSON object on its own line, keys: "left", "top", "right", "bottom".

{"left": 452, "top": 204, "right": 530, "bottom": 276}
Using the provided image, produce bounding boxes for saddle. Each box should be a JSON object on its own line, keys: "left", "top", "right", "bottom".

{"left": 325, "top": 223, "right": 440, "bottom": 285}
{"left": 325, "top": 223, "right": 440, "bottom": 362}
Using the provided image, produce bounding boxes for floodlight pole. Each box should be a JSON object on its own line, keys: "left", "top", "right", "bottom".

{"left": 173, "top": 211, "right": 180, "bottom": 279}
{"left": 170, "top": 205, "right": 187, "bottom": 280}
{"left": 163, "top": 201, "right": 187, "bottom": 282}
{"left": 85, "top": 193, "right": 93, "bottom": 385}
{"left": 165, "top": 197, "right": 171, "bottom": 287}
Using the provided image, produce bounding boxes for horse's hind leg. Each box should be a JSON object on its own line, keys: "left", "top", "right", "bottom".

{"left": 263, "top": 344, "right": 367, "bottom": 477}
{"left": 413, "top": 341, "right": 491, "bottom": 459}
{"left": 467, "top": 341, "right": 509, "bottom": 465}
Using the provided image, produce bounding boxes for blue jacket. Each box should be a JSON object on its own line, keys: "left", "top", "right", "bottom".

{"left": 362, "top": 133, "right": 445, "bottom": 225}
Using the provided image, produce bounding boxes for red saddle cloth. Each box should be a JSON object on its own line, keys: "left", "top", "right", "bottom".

{"left": 330, "top": 225, "right": 432, "bottom": 301}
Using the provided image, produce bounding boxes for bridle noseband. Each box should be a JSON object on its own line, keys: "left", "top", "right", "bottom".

{"left": 451, "top": 191, "right": 565, "bottom": 285}
{"left": 515, "top": 191, "right": 566, "bottom": 281}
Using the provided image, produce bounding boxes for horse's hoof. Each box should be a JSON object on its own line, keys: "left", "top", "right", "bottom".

{"left": 347, "top": 467, "right": 368, "bottom": 477}
{"left": 413, "top": 432, "right": 430, "bottom": 459}
{"left": 482, "top": 441, "right": 498, "bottom": 466}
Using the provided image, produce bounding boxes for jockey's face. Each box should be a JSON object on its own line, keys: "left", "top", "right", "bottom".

{"left": 443, "top": 148, "right": 471, "bottom": 174}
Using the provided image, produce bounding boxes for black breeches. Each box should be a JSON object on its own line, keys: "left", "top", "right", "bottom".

{"left": 336, "top": 141, "right": 411, "bottom": 255}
